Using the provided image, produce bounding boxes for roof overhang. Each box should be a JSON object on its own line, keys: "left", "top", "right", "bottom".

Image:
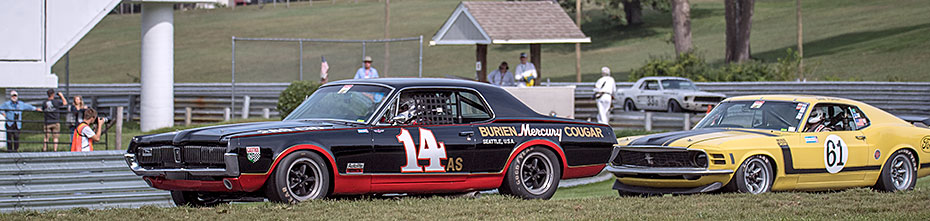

{"left": 430, "top": 3, "right": 491, "bottom": 46}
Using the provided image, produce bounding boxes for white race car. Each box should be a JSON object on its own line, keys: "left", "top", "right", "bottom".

{"left": 617, "top": 77, "right": 726, "bottom": 112}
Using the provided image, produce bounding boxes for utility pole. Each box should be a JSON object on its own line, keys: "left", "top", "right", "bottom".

{"left": 797, "top": 0, "right": 804, "bottom": 80}
{"left": 384, "top": 0, "right": 390, "bottom": 77}
{"left": 575, "top": 0, "right": 582, "bottom": 82}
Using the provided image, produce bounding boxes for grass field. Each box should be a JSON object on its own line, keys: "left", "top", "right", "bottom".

{"left": 2, "top": 177, "right": 929, "bottom": 220}
{"left": 50, "top": 0, "right": 930, "bottom": 84}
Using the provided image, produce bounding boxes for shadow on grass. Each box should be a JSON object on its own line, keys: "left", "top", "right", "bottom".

{"left": 753, "top": 22, "right": 930, "bottom": 62}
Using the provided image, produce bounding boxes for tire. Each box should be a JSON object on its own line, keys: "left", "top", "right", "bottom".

{"left": 265, "top": 151, "right": 331, "bottom": 203}
{"left": 170, "top": 191, "right": 224, "bottom": 207}
{"left": 500, "top": 146, "right": 561, "bottom": 200}
{"left": 873, "top": 149, "right": 917, "bottom": 192}
{"left": 724, "top": 155, "right": 773, "bottom": 194}
{"left": 623, "top": 99, "right": 637, "bottom": 112}
{"left": 667, "top": 100, "right": 682, "bottom": 113}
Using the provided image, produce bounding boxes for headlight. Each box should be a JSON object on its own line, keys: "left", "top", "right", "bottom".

{"left": 692, "top": 152, "right": 708, "bottom": 168}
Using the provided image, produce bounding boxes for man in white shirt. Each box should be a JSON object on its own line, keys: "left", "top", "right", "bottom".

{"left": 487, "top": 61, "right": 516, "bottom": 86}
{"left": 594, "top": 67, "right": 616, "bottom": 125}
{"left": 354, "top": 56, "right": 380, "bottom": 79}
{"left": 513, "top": 52, "right": 537, "bottom": 87}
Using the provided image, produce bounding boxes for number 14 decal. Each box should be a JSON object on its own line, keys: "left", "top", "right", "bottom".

{"left": 397, "top": 128, "right": 448, "bottom": 172}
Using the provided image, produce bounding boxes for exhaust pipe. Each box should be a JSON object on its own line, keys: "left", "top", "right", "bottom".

{"left": 223, "top": 179, "right": 233, "bottom": 190}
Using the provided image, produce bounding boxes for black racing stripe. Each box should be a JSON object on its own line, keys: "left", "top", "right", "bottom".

{"left": 778, "top": 139, "right": 880, "bottom": 174}
{"left": 629, "top": 129, "right": 728, "bottom": 146}
{"left": 921, "top": 163, "right": 930, "bottom": 169}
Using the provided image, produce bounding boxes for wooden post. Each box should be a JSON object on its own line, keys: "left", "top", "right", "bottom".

{"left": 185, "top": 107, "right": 192, "bottom": 126}
{"left": 530, "top": 44, "right": 541, "bottom": 79}
{"left": 575, "top": 0, "right": 582, "bottom": 83}
{"left": 644, "top": 112, "right": 653, "bottom": 131}
{"left": 263, "top": 108, "right": 270, "bottom": 119}
{"left": 796, "top": 0, "right": 804, "bottom": 80}
{"left": 116, "top": 106, "right": 123, "bottom": 150}
{"left": 383, "top": 0, "right": 390, "bottom": 77}
{"left": 476, "top": 44, "right": 488, "bottom": 82}
{"left": 241, "top": 95, "right": 251, "bottom": 119}
{"left": 683, "top": 113, "right": 691, "bottom": 130}
{"left": 224, "top": 107, "right": 231, "bottom": 121}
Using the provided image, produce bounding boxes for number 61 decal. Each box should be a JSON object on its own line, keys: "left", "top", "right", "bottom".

{"left": 397, "top": 128, "right": 448, "bottom": 173}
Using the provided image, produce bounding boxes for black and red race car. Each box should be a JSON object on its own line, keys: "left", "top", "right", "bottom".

{"left": 125, "top": 78, "right": 615, "bottom": 205}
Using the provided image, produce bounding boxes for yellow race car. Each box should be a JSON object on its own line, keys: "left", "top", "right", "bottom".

{"left": 608, "top": 95, "right": 930, "bottom": 195}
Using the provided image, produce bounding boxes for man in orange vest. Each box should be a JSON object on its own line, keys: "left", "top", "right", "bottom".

{"left": 71, "top": 108, "right": 102, "bottom": 152}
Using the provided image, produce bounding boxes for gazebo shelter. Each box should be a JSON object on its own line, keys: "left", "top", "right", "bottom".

{"left": 431, "top": 1, "right": 590, "bottom": 82}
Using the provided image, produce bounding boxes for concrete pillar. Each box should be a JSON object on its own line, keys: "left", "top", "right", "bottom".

{"left": 140, "top": 3, "right": 175, "bottom": 132}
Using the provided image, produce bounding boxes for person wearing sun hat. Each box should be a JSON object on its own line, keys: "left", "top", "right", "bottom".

{"left": 1, "top": 90, "right": 42, "bottom": 151}
{"left": 354, "top": 56, "right": 380, "bottom": 79}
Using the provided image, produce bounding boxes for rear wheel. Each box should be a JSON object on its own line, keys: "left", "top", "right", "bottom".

{"left": 265, "top": 151, "right": 331, "bottom": 203}
{"left": 170, "top": 191, "right": 224, "bottom": 207}
{"left": 724, "top": 155, "right": 773, "bottom": 194}
{"left": 873, "top": 150, "right": 917, "bottom": 192}
{"left": 623, "top": 99, "right": 637, "bottom": 111}
{"left": 500, "top": 147, "right": 561, "bottom": 199}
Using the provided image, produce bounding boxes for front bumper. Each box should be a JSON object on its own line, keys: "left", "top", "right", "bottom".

{"left": 613, "top": 180, "right": 724, "bottom": 194}
{"left": 682, "top": 102, "right": 717, "bottom": 111}
{"left": 606, "top": 165, "right": 733, "bottom": 176}
{"left": 124, "top": 153, "right": 240, "bottom": 177}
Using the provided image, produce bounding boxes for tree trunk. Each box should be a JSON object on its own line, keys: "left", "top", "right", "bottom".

{"left": 671, "top": 0, "right": 692, "bottom": 55}
{"left": 724, "top": 0, "right": 754, "bottom": 63}
{"left": 621, "top": 0, "right": 644, "bottom": 26}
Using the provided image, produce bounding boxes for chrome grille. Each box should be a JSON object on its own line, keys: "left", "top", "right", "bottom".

{"left": 694, "top": 96, "right": 722, "bottom": 103}
{"left": 137, "top": 145, "right": 226, "bottom": 168}
{"left": 614, "top": 149, "right": 706, "bottom": 168}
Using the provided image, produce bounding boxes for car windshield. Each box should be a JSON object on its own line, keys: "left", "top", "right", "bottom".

{"left": 694, "top": 100, "right": 807, "bottom": 132}
{"left": 661, "top": 80, "right": 699, "bottom": 90}
{"left": 284, "top": 84, "right": 392, "bottom": 123}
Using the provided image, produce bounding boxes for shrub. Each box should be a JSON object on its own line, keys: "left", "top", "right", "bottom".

{"left": 630, "top": 50, "right": 798, "bottom": 82}
{"left": 276, "top": 81, "right": 321, "bottom": 119}
{"left": 629, "top": 51, "right": 710, "bottom": 81}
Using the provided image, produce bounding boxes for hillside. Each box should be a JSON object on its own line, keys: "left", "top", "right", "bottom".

{"left": 51, "top": 0, "right": 930, "bottom": 83}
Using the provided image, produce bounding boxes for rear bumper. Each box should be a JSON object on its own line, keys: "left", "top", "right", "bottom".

{"left": 124, "top": 153, "right": 240, "bottom": 177}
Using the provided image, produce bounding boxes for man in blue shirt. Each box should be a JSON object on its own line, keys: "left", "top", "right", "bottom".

{"left": 354, "top": 56, "right": 379, "bottom": 79}
{"left": 1, "top": 90, "right": 42, "bottom": 151}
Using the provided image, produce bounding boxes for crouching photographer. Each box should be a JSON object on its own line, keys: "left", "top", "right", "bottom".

{"left": 71, "top": 108, "right": 103, "bottom": 152}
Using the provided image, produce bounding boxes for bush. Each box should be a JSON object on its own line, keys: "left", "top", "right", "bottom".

{"left": 276, "top": 81, "right": 321, "bottom": 119}
{"left": 629, "top": 52, "right": 710, "bottom": 81}
{"left": 630, "top": 50, "right": 797, "bottom": 82}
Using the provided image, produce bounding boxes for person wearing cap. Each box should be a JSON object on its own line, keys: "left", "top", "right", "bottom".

{"left": 513, "top": 52, "right": 537, "bottom": 87}
{"left": 0, "top": 90, "right": 42, "bottom": 151}
{"left": 354, "top": 56, "right": 380, "bottom": 79}
{"left": 42, "top": 89, "right": 68, "bottom": 152}
{"left": 487, "top": 61, "right": 516, "bottom": 87}
{"left": 593, "top": 67, "right": 616, "bottom": 125}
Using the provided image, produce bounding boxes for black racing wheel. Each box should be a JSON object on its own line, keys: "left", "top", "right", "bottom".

{"left": 265, "top": 151, "right": 331, "bottom": 203}
{"left": 171, "top": 191, "right": 224, "bottom": 207}
{"left": 873, "top": 149, "right": 917, "bottom": 192}
{"left": 724, "top": 155, "right": 773, "bottom": 194}
{"left": 500, "top": 146, "right": 561, "bottom": 200}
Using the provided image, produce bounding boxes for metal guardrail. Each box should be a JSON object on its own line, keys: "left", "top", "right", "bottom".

{"left": 8, "top": 81, "right": 929, "bottom": 128}
{"left": 0, "top": 151, "right": 170, "bottom": 212}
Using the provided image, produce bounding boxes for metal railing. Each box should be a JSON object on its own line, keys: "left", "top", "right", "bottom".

{"left": 0, "top": 151, "right": 170, "bottom": 212}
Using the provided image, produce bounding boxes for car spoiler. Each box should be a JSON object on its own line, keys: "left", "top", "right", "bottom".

{"left": 898, "top": 115, "right": 930, "bottom": 126}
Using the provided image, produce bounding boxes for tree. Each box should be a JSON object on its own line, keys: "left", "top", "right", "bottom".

{"left": 671, "top": 0, "right": 692, "bottom": 55}
{"left": 724, "top": 0, "right": 755, "bottom": 63}
{"left": 621, "top": 0, "right": 644, "bottom": 26}
{"left": 559, "top": 0, "right": 669, "bottom": 26}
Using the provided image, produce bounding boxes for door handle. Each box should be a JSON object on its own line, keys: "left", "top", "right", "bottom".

{"left": 855, "top": 136, "right": 866, "bottom": 140}
{"left": 459, "top": 131, "right": 474, "bottom": 137}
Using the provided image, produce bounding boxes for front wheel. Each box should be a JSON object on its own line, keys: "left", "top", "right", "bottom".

{"left": 265, "top": 151, "right": 331, "bottom": 203}
{"left": 170, "top": 191, "right": 224, "bottom": 207}
{"left": 724, "top": 155, "right": 773, "bottom": 194}
{"left": 623, "top": 99, "right": 637, "bottom": 112}
{"left": 873, "top": 150, "right": 917, "bottom": 192}
{"left": 667, "top": 100, "right": 682, "bottom": 113}
{"left": 500, "top": 146, "right": 561, "bottom": 199}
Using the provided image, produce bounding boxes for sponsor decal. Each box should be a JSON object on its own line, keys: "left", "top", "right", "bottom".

{"left": 477, "top": 124, "right": 603, "bottom": 142}
{"left": 357, "top": 129, "right": 369, "bottom": 134}
{"left": 921, "top": 136, "right": 930, "bottom": 153}
{"left": 445, "top": 157, "right": 464, "bottom": 172}
{"left": 776, "top": 139, "right": 789, "bottom": 147}
{"left": 347, "top": 163, "right": 365, "bottom": 174}
{"left": 563, "top": 126, "right": 604, "bottom": 138}
{"left": 804, "top": 136, "right": 818, "bottom": 143}
{"left": 482, "top": 138, "right": 515, "bottom": 145}
{"left": 823, "top": 135, "right": 848, "bottom": 174}
{"left": 750, "top": 101, "right": 765, "bottom": 109}
{"left": 874, "top": 149, "right": 881, "bottom": 160}
{"left": 788, "top": 127, "right": 796, "bottom": 132}
{"left": 855, "top": 118, "right": 867, "bottom": 127}
{"left": 247, "top": 146, "right": 261, "bottom": 163}
{"left": 337, "top": 85, "right": 353, "bottom": 94}
{"left": 397, "top": 128, "right": 447, "bottom": 173}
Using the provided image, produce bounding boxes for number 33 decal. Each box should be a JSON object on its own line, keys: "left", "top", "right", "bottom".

{"left": 397, "top": 128, "right": 448, "bottom": 173}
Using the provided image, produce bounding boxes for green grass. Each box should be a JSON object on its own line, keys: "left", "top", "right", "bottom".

{"left": 50, "top": 0, "right": 930, "bottom": 83}
{"left": 3, "top": 178, "right": 929, "bottom": 220}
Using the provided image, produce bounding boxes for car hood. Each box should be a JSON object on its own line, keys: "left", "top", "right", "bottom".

{"left": 617, "top": 128, "right": 784, "bottom": 148}
{"left": 667, "top": 90, "right": 726, "bottom": 97}
{"left": 133, "top": 120, "right": 350, "bottom": 145}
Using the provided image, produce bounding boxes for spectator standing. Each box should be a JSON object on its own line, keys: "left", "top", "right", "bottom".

{"left": 594, "top": 67, "right": 616, "bottom": 125}
{"left": 43, "top": 89, "right": 68, "bottom": 152}
{"left": 67, "top": 96, "right": 88, "bottom": 134}
{"left": 513, "top": 52, "right": 537, "bottom": 87}
{"left": 353, "top": 56, "right": 380, "bottom": 79}
{"left": 71, "top": 108, "right": 102, "bottom": 152}
{"left": 486, "top": 61, "right": 516, "bottom": 86}
{"left": 0, "top": 90, "right": 42, "bottom": 152}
